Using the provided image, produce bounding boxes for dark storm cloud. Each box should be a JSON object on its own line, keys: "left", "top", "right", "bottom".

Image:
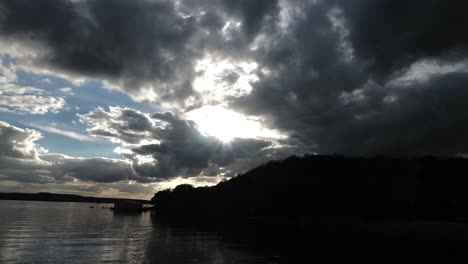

{"left": 339, "top": 0, "right": 468, "bottom": 79}
{"left": 332, "top": 72, "right": 468, "bottom": 156}
{"left": 183, "top": 0, "right": 279, "bottom": 35}
{"left": 231, "top": 0, "right": 468, "bottom": 156}
{"left": 0, "top": 0, "right": 199, "bottom": 104}
{"left": 131, "top": 137, "right": 271, "bottom": 179}
{"left": 0, "top": 0, "right": 279, "bottom": 106}
{"left": 80, "top": 106, "right": 273, "bottom": 179}
{"left": 2, "top": 0, "right": 468, "bottom": 162}
{"left": 231, "top": 1, "right": 365, "bottom": 151}
{"left": 219, "top": 0, "right": 279, "bottom": 37}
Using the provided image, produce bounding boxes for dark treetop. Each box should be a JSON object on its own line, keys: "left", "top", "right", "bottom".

{"left": 152, "top": 155, "right": 468, "bottom": 222}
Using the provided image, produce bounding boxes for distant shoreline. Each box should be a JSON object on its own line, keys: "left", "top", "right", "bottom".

{"left": 0, "top": 192, "right": 151, "bottom": 204}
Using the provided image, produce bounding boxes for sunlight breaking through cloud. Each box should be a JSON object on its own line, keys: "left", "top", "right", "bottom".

{"left": 186, "top": 105, "right": 284, "bottom": 142}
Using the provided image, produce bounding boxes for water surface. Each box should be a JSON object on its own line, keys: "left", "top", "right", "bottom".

{"left": 0, "top": 200, "right": 276, "bottom": 263}
{"left": 3, "top": 200, "right": 468, "bottom": 263}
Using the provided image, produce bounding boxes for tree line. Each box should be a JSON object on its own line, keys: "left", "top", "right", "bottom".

{"left": 151, "top": 155, "right": 468, "bottom": 222}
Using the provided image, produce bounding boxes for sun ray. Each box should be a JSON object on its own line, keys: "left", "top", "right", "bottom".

{"left": 186, "top": 105, "right": 284, "bottom": 143}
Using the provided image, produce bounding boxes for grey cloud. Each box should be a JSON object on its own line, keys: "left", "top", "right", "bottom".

{"left": 230, "top": 0, "right": 468, "bottom": 157}
{"left": 183, "top": 0, "right": 279, "bottom": 37}
{"left": 338, "top": 0, "right": 468, "bottom": 80}
{"left": 138, "top": 112, "right": 272, "bottom": 179}
{"left": 330, "top": 72, "right": 468, "bottom": 156}
{"left": 218, "top": 0, "right": 279, "bottom": 37}
{"left": 0, "top": 121, "right": 43, "bottom": 159}
{"left": 2, "top": 0, "right": 468, "bottom": 164}
{"left": 0, "top": 122, "right": 58, "bottom": 183}
{"left": 0, "top": 121, "right": 137, "bottom": 184}
{"left": 80, "top": 107, "right": 155, "bottom": 144}
{"left": 0, "top": 0, "right": 279, "bottom": 107}
{"left": 0, "top": 0, "right": 199, "bottom": 105}
{"left": 53, "top": 157, "right": 134, "bottom": 183}
{"left": 131, "top": 137, "right": 272, "bottom": 179}
{"left": 231, "top": 1, "right": 363, "bottom": 147}
{"left": 80, "top": 106, "right": 274, "bottom": 179}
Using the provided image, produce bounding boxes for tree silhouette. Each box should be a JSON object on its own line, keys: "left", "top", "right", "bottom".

{"left": 151, "top": 155, "right": 468, "bottom": 222}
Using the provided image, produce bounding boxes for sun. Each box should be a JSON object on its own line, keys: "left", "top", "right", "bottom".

{"left": 186, "top": 105, "right": 283, "bottom": 143}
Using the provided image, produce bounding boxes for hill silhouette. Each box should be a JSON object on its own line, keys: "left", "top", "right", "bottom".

{"left": 151, "top": 154, "right": 468, "bottom": 222}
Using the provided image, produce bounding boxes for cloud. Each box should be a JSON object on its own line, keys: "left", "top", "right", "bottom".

{"left": 79, "top": 106, "right": 156, "bottom": 144}
{"left": 339, "top": 0, "right": 468, "bottom": 79}
{"left": 0, "top": 121, "right": 44, "bottom": 160}
{"left": 0, "top": 121, "right": 136, "bottom": 184}
{"left": 0, "top": 0, "right": 200, "bottom": 107}
{"left": 0, "top": 117, "right": 276, "bottom": 186}
{"left": 187, "top": 0, "right": 280, "bottom": 39}
{"left": 228, "top": 0, "right": 468, "bottom": 156}
{"left": 2, "top": 0, "right": 468, "bottom": 197}
{"left": 0, "top": 57, "right": 66, "bottom": 114}
{"left": 0, "top": 0, "right": 282, "bottom": 108}
{"left": 51, "top": 156, "right": 134, "bottom": 183}
{"left": 80, "top": 106, "right": 275, "bottom": 179}
{"left": 338, "top": 72, "right": 468, "bottom": 156}
{"left": 59, "top": 87, "right": 74, "bottom": 95}
{"left": 0, "top": 121, "right": 54, "bottom": 184}
{"left": 0, "top": 93, "right": 66, "bottom": 114}
{"left": 29, "top": 124, "right": 96, "bottom": 142}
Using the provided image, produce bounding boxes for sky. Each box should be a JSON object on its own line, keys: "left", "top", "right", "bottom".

{"left": 1, "top": 0, "right": 468, "bottom": 199}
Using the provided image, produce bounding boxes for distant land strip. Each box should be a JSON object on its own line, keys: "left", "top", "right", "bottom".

{"left": 0, "top": 192, "right": 151, "bottom": 204}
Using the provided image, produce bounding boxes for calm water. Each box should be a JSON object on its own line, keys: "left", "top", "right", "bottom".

{"left": 0, "top": 200, "right": 280, "bottom": 264}
{"left": 3, "top": 200, "right": 468, "bottom": 263}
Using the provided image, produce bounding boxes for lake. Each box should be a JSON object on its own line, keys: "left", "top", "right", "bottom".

{"left": 0, "top": 200, "right": 283, "bottom": 263}
{"left": 2, "top": 200, "right": 468, "bottom": 263}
